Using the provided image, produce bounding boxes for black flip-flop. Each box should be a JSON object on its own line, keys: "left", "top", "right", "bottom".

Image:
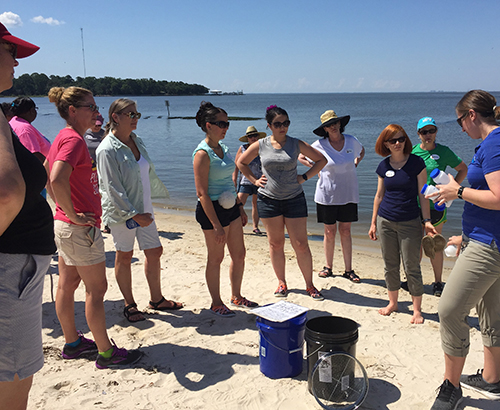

{"left": 343, "top": 270, "right": 361, "bottom": 283}
{"left": 149, "top": 296, "right": 183, "bottom": 311}
{"left": 318, "top": 266, "right": 333, "bottom": 278}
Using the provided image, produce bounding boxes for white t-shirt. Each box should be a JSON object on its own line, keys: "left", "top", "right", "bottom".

{"left": 138, "top": 155, "right": 154, "bottom": 215}
{"left": 312, "top": 134, "right": 363, "bottom": 205}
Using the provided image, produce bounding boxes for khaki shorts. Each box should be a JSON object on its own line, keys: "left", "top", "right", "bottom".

{"left": 54, "top": 220, "right": 105, "bottom": 266}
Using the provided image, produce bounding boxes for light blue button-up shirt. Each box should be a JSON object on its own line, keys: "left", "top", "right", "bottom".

{"left": 96, "top": 132, "right": 169, "bottom": 226}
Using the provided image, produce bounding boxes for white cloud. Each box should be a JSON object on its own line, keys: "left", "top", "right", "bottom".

{"left": 31, "top": 16, "right": 65, "bottom": 26}
{"left": 0, "top": 12, "right": 23, "bottom": 28}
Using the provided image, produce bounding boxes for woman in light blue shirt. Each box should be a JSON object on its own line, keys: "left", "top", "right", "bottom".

{"left": 97, "top": 98, "right": 181, "bottom": 323}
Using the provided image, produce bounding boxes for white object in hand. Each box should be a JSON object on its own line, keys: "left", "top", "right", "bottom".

{"left": 430, "top": 169, "right": 450, "bottom": 185}
{"left": 218, "top": 190, "right": 236, "bottom": 209}
{"left": 444, "top": 244, "right": 458, "bottom": 257}
{"left": 420, "top": 184, "right": 448, "bottom": 210}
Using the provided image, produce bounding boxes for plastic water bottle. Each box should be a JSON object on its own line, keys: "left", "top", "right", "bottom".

{"left": 420, "top": 184, "right": 447, "bottom": 211}
{"left": 126, "top": 218, "right": 140, "bottom": 229}
{"left": 444, "top": 244, "right": 458, "bottom": 257}
{"left": 430, "top": 169, "right": 450, "bottom": 185}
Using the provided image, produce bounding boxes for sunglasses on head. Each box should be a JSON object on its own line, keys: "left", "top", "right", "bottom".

{"left": 271, "top": 120, "right": 291, "bottom": 128}
{"left": 75, "top": 103, "right": 99, "bottom": 112}
{"left": 387, "top": 136, "right": 406, "bottom": 145}
{"left": 1, "top": 42, "right": 17, "bottom": 59}
{"left": 419, "top": 128, "right": 437, "bottom": 136}
{"left": 209, "top": 121, "right": 230, "bottom": 129}
{"left": 457, "top": 111, "right": 469, "bottom": 127}
{"left": 121, "top": 111, "right": 142, "bottom": 119}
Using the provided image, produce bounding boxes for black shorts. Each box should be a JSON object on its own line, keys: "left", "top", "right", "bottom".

{"left": 316, "top": 203, "right": 358, "bottom": 225}
{"left": 257, "top": 192, "right": 308, "bottom": 219}
{"left": 195, "top": 200, "right": 241, "bottom": 230}
{"left": 420, "top": 208, "right": 447, "bottom": 226}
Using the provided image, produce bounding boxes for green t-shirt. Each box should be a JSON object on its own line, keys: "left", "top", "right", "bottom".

{"left": 412, "top": 143, "right": 462, "bottom": 210}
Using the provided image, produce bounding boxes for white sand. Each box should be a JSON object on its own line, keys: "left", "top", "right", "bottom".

{"left": 30, "top": 210, "right": 495, "bottom": 409}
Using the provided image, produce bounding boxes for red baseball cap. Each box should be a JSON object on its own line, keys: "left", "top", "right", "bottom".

{"left": 0, "top": 22, "right": 39, "bottom": 58}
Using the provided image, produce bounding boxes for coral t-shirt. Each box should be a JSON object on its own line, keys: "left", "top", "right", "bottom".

{"left": 47, "top": 127, "right": 102, "bottom": 226}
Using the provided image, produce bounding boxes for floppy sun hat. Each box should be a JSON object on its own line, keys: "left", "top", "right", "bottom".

{"left": 0, "top": 22, "right": 39, "bottom": 58}
{"left": 239, "top": 125, "right": 267, "bottom": 142}
{"left": 417, "top": 117, "right": 437, "bottom": 131}
{"left": 313, "top": 110, "right": 350, "bottom": 137}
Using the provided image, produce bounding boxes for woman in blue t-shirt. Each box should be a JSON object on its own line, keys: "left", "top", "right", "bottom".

{"left": 429, "top": 90, "right": 500, "bottom": 409}
{"left": 369, "top": 124, "right": 436, "bottom": 324}
{"left": 193, "top": 101, "right": 257, "bottom": 317}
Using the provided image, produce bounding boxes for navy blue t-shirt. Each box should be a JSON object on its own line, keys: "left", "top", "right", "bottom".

{"left": 462, "top": 127, "right": 500, "bottom": 250}
{"left": 376, "top": 154, "right": 425, "bottom": 222}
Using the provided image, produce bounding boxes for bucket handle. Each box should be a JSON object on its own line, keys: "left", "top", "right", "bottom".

{"left": 259, "top": 330, "right": 305, "bottom": 354}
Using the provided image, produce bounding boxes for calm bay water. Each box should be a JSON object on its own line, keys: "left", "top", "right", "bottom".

{"left": 4, "top": 92, "right": 498, "bottom": 247}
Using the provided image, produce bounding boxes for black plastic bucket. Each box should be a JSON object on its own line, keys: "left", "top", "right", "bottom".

{"left": 305, "top": 316, "right": 359, "bottom": 396}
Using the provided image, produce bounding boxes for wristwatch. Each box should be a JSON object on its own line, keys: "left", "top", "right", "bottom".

{"left": 302, "top": 173, "right": 308, "bottom": 181}
{"left": 457, "top": 186, "right": 465, "bottom": 199}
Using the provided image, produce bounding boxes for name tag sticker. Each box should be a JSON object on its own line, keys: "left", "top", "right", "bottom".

{"left": 385, "top": 170, "right": 395, "bottom": 177}
{"left": 431, "top": 154, "right": 440, "bottom": 160}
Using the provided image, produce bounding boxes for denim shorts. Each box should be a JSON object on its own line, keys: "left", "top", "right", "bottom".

{"left": 238, "top": 184, "right": 258, "bottom": 195}
{"left": 257, "top": 192, "right": 308, "bottom": 219}
{"left": 110, "top": 219, "right": 161, "bottom": 252}
{"left": 196, "top": 200, "right": 241, "bottom": 230}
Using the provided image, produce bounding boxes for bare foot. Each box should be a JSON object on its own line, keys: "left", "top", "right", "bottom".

{"left": 410, "top": 312, "right": 424, "bottom": 324}
{"left": 378, "top": 304, "right": 398, "bottom": 316}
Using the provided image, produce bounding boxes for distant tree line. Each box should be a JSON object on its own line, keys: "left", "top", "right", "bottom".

{"left": 4, "top": 73, "right": 209, "bottom": 96}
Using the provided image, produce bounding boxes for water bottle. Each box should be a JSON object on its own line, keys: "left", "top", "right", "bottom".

{"left": 420, "top": 184, "right": 447, "bottom": 211}
{"left": 126, "top": 218, "right": 140, "bottom": 229}
{"left": 430, "top": 169, "right": 451, "bottom": 185}
{"left": 444, "top": 244, "right": 458, "bottom": 257}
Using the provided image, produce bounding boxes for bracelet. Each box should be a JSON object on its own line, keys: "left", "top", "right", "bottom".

{"left": 457, "top": 186, "right": 465, "bottom": 199}
{"left": 302, "top": 173, "right": 308, "bottom": 181}
{"left": 237, "top": 202, "right": 244, "bottom": 207}
{"left": 422, "top": 218, "right": 432, "bottom": 223}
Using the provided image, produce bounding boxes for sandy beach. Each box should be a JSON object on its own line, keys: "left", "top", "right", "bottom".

{"left": 30, "top": 209, "right": 495, "bottom": 410}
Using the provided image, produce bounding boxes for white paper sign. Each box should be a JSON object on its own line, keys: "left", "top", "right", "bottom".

{"left": 252, "top": 301, "right": 309, "bottom": 322}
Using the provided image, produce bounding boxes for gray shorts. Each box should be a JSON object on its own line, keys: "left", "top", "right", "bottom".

{"left": 0, "top": 253, "right": 51, "bottom": 381}
{"left": 438, "top": 238, "right": 500, "bottom": 357}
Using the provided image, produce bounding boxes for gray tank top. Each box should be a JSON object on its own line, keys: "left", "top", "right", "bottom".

{"left": 258, "top": 135, "right": 303, "bottom": 200}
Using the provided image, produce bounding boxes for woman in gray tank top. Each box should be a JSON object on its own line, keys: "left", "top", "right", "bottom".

{"left": 237, "top": 105, "right": 327, "bottom": 300}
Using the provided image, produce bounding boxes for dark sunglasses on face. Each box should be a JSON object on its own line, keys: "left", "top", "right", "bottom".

{"left": 209, "top": 121, "right": 230, "bottom": 129}
{"left": 419, "top": 128, "right": 437, "bottom": 136}
{"left": 271, "top": 120, "right": 291, "bottom": 128}
{"left": 457, "top": 111, "right": 469, "bottom": 127}
{"left": 387, "top": 136, "right": 406, "bottom": 145}
{"left": 75, "top": 103, "right": 99, "bottom": 112}
{"left": 121, "top": 112, "right": 142, "bottom": 119}
{"left": 1, "top": 42, "right": 17, "bottom": 59}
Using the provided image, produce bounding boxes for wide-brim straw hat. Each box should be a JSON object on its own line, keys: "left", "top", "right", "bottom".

{"left": 0, "top": 23, "right": 39, "bottom": 59}
{"left": 239, "top": 125, "right": 266, "bottom": 142}
{"left": 313, "top": 110, "right": 350, "bottom": 137}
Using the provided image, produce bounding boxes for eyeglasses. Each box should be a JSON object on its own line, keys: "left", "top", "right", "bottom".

{"left": 121, "top": 112, "right": 142, "bottom": 119}
{"left": 387, "top": 136, "right": 406, "bottom": 145}
{"left": 419, "top": 128, "right": 437, "bottom": 136}
{"left": 75, "top": 103, "right": 99, "bottom": 112}
{"left": 325, "top": 121, "right": 340, "bottom": 128}
{"left": 271, "top": 120, "right": 291, "bottom": 128}
{"left": 209, "top": 121, "right": 230, "bottom": 129}
{"left": 1, "top": 42, "right": 17, "bottom": 59}
{"left": 457, "top": 111, "right": 469, "bottom": 127}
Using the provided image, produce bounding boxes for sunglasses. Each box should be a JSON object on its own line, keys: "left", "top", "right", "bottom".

{"left": 75, "top": 103, "right": 99, "bottom": 112}
{"left": 387, "top": 136, "right": 406, "bottom": 145}
{"left": 457, "top": 111, "right": 469, "bottom": 127}
{"left": 121, "top": 111, "right": 142, "bottom": 119}
{"left": 419, "top": 128, "right": 437, "bottom": 136}
{"left": 271, "top": 120, "right": 291, "bottom": 128}
{"left": 247, "top": 134, "right": 259, "bottom": 139}
{"left": 209, "top": 121, "right": 230, "bottom": 129}
{"left": 1, "top": 42, "right": 17, "bottom": 59}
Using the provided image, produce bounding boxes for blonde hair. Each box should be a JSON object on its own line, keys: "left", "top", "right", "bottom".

{"left": 48, "top": 86, "right": 93, "bottom": 120}
{"left": 104, "top": 98, "right": 137, "bottom": 136}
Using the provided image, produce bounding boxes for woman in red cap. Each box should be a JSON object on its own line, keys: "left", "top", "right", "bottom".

{"left": 0, "top": 23, "right": 56, "bottom": 410}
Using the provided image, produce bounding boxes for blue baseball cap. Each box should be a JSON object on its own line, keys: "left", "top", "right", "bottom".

{"left": 417, "top": 117, "right": 437, "bottom": 131}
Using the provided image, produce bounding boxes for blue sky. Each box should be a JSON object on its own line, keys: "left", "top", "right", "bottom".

{"left": 2, "top": 1, "right": 499, "bottom": 93}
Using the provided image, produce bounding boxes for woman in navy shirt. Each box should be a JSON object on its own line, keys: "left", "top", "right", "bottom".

{"left": 369, "top": 124, "right": 436, "bottom": 324}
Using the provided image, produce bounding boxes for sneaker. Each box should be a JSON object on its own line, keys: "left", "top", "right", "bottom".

{"left": 433, "top": 282, "right": 444, "bottom": 297}
{"left": 401, "top": 281, "right": 409, "bottom": 292}
{"left": 431, "top": 379, "right": 463, "bottom": 410}
{"left": 274, "top": 284, "right": 288, "bottom": 298}
{"left": 230, "top": 297, "right": 258, "bottom": 308}
{"left": 460, "top": 369, "right": 500, "bottom": 400}
{"left": 95, "top": 341, "right": 143, "bottom": 369}
{"left": 61, "top": 331, "right": 98, "bottom": 359}
{"left": 209, "top": 304, "right": 236, "bottom": 317}
{"left": 306, "top": 286, "right": 325, "bottom": 301}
